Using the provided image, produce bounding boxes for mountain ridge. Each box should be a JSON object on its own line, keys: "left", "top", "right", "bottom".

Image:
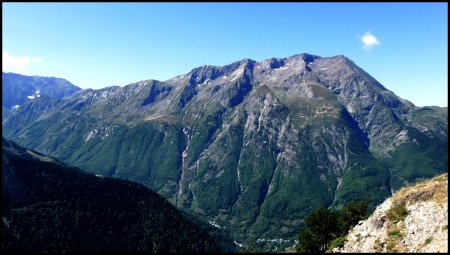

{"left": 2, "top": 52, "right": 447, "bottom": 246}
{"left": 2, "top": 72, "right": 81, "bottom": 122}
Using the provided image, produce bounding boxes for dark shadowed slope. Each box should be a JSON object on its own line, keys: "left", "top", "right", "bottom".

{"left": 2, "top": 138, "right": 220, "bottom": 253}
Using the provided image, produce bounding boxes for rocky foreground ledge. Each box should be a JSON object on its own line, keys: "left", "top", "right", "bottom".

{"left": 334, "top": 173, "right": 448, "bottom": 253}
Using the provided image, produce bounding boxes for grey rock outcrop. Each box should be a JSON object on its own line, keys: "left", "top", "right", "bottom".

{"left": 335, "top": 173, "right": 448, "bottom": 253}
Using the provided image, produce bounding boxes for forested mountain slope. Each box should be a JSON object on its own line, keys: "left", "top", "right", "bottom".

{"left": 2, "top": 138, "right": 221, "bottom": 253}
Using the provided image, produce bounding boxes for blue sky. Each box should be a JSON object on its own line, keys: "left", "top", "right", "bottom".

{"left": 2, "top": 2, "right": 448, "bottom": 107}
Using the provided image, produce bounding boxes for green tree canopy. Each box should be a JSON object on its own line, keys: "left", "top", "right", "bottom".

{"left": 297, "top": 200, "right": 370, "bottom": 253}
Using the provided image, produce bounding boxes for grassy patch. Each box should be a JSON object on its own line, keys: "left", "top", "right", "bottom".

{"left": 385, "top": 224, "right": 405, "bottom": 252}
{"left": 442, "top": 224, "right": 448, "bottom": 231}
{"left": 418, "top": 236, "right": 434, "bottom": 250}
{"left": 328, "top": 236, "right": 347, "bottom": 251}
{"left": 373, "top": 238, "right": 384, "bottom": 252}
{"left": 386, "top": 201, "right": 408, "bottom": 223}
{"left": 388, "top": 229, "right": 403, "bottom": 238}
{"left": 386, "top": 241, "right": 398, "bottom": 253}
{"left": 424, "top": 236, "right": 433, "bottom": 246}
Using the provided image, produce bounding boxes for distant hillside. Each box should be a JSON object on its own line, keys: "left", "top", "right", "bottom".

{"left": 335, "top": 173, "right": 448, "bottom": 253}
{"left": 1, "top": 138, "right": 220, "bottom": 253}
{"left": 2, "top": 72, "right": 81, "bottom": 122}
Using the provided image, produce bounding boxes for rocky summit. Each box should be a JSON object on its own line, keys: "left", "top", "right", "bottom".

{"left": 2, "top": 53, "right": 448, "bottom": 245}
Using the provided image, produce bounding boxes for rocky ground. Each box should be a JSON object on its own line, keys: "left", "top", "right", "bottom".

{"left": 335, "top": 173, "right": 448, "bottom": 253}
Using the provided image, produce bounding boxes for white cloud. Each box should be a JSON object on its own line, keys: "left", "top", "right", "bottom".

{"left": 2, "top": 51, "right": 42, "bottom": 72}
{"left": 32, "top": 56, "right": 42, "bottom": 63}
{"left": 361, "top": 31, "right": 380, "bottom": 50}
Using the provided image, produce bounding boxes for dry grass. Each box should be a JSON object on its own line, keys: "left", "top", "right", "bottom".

{"left": 391, "top": 173, "right": 448, "bottom": 206}
{"left": 373, "top": 238, "right": 384, "bottom": 252}
{"left": 384, "top": 224, "right": 406, "bottom": 253}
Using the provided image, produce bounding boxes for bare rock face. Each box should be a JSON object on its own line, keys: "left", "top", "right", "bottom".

{"left": 336, "top": 173, "right": 448, "bottom": 253}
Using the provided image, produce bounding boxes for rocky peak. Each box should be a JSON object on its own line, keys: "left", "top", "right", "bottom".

{"left": 268, "top": 57, "right": 286, "bottom": 69}
{"left": 287, "top": 52, "right": 321, "bottom": 63}
{"left": 184, "top": 58, "right": 256, "bottom": 86}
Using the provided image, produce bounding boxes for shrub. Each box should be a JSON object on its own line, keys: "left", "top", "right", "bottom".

{"left": 296, "top": 229, "right": 320, "bottom": 252}
{"left": 387, "top": 229, "right": 402, "bottom": 238}
{"left": 424, "top": 237, "right": 433, "bottom": 246}
{"left": 297, "top": 200, "right": 370, "bottom": 253}
{"left": 328, "top": 236, "right": 347, "bottom": 251}
{"left": 337, "top": 200, "right": 369, "bottom": 234}
{"left": 386, "top": 201, "right": 408, "bottom": 222}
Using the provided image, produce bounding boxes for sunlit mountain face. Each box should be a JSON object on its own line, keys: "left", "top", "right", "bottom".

{"left": 2, "top": 53, "right": 447, "bottom": 246}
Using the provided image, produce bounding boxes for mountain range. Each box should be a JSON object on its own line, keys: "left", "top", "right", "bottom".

{"left": 2, "top": 72, "right": 81, "bottom": 122}
{"left": 2, "top": 53, "right": 447, "bottom": 246}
